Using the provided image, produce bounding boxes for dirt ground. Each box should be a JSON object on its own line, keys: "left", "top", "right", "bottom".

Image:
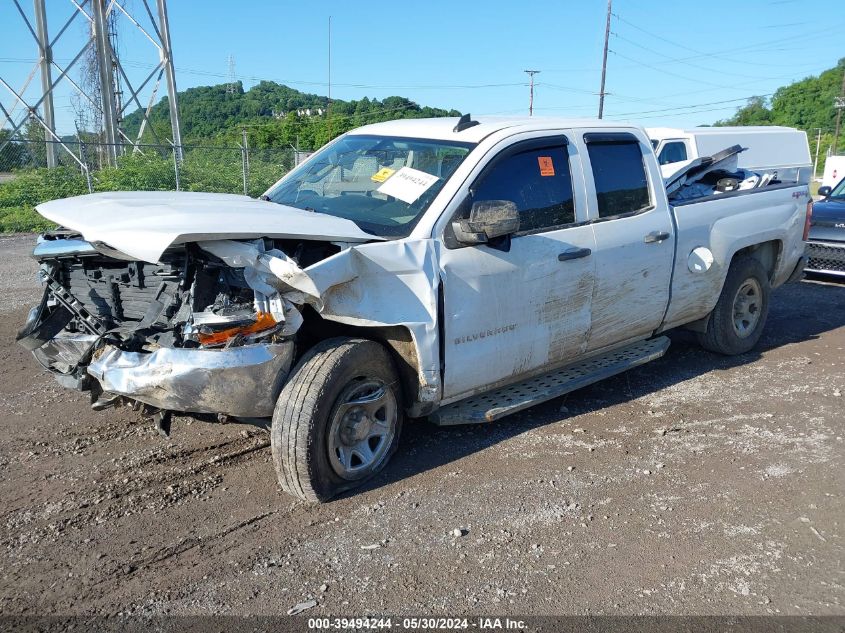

{"left": 0, "top": 233, "right": 843, "bottom": 617}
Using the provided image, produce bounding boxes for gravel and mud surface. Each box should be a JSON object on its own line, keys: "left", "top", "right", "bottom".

{"left": 0, "top": 233, "right": 842, "bottom": 616}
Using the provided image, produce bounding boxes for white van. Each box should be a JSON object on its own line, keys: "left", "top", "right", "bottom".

{"left": 821, "top": 155, "right": 845, "bottom": 188}
{"left": 647, "top": 126, "right": 812, "bottom": 183}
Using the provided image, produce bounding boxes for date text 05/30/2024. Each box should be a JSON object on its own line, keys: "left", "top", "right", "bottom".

{"left": 307, "top": 617, "right": 527, "bottom": 630}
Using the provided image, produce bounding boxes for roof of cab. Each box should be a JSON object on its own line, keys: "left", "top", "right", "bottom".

{"left": 347, "top": 115, "right": 640, "bottom": 143}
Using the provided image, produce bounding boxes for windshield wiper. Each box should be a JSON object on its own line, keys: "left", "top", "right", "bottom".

{"left": 263, "top": 196, "right": 318, "bottom": 213}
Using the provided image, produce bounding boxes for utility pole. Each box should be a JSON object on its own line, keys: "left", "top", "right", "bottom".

{"left": 597, "top": 0, "right": 612, "bottom": 119}
{"left": 226, "top": 55, "right": 237, "bottom": 94}
{"left": 240, "top": 128, "right": 249, "bottom": 196}
{"left": 813, "top": 128, "right": 822, "bottom": 180}
{"left": 327, "top": 16, "right": 332, "bottom": 138}
{"left": 524, "top": 70, "right": 540, "bottom": 116}
{"left": 833, "top": 66, "right": 845, "bottom": 155}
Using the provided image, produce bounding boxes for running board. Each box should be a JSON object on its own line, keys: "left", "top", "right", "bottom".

{"left": 432, "top": 337, "right": 670, "bottom": 426}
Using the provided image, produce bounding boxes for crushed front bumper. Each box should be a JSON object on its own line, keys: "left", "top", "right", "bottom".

{"left": 805, "top": 241, "right": 845, "bottom": 277}
{"left": 87, "top": 342, "right": 295, "bottom": 417}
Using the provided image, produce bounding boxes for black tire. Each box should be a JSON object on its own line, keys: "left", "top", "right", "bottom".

{"left": 697, "top": 256, "right": 770, "bottom": 355}
{"left": 271, "top": 337, "right": 403, "bottom": 503}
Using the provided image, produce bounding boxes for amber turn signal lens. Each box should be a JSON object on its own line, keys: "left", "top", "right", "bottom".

{"left": 197, "top": 312, "right": 277, "bottom": 345}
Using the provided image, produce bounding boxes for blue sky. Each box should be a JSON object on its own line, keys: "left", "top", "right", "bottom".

{"left": 2, "top": 0, "right": 843, "bottom": 135}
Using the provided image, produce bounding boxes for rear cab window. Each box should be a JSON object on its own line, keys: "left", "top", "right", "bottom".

{"left": 657, "top": 141, "right": 688, "bottom": 165}
{"left": 584, "top": 133, "right": 652, "bottom": 219}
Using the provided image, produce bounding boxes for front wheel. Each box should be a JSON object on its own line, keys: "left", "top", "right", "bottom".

{"left": 697, "top": 256, "right": 771, "bottom": 355}
{"left": 271, "top": 337, "right": 403, "bottom": 502}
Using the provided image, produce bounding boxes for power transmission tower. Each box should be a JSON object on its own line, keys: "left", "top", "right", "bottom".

{"left": 0, "top": 0, "right": 184, "bottom": 168}
{"left": 524, "top": 70, "right": 540, "bottom": 117}
{"left": 597, "top": 0, "right": 612, "bottom": 119}
{"left": 32, "top": 0, "right": 56, "bottom": 167}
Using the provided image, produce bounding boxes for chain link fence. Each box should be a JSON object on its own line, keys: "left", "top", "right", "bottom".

{"left": 0, "top": 136, "right": 299, "bottom": 231}
{"left": 0, "top": 137, "right": 296, "bottom": 196}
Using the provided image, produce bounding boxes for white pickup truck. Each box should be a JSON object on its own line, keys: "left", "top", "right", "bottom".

{"left": 18, "top": 115, "right": 811, "bottom": 502}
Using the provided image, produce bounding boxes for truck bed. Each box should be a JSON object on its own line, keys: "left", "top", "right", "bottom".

{"left": 662, "top": 182, "right": 809, "bottom": 331}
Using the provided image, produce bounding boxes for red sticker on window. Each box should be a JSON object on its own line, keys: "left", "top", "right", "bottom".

{"left": 538, "top": 156, "right": 555, "bottom": 176}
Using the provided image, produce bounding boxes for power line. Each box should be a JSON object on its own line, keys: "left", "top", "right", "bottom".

{"left": 611, "top": 13, "right": 845, "bottom": 67}
{"left": 609, "top": 95, "right": 774, "bottom": 118}
{"left": 118, "top": 60, "right": 531, "bottom": 90}
{"left": 536, "top": 83, "right": 599, "bottom": 95}
{"left": 616, "top": 105, "right": 755, "bottom": 121}
{"left": 609, "top": 49, "right": 774, "bottom": 92}
{"left": 608, "top": 61, "right": 832, "bottom": 108}
{"left": 611, "top": 32, "right": 774, "bottom": 81}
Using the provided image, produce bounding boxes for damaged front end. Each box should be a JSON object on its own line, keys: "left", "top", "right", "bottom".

{"left": 17, "top": 233, "right": 338, "bottom": 419}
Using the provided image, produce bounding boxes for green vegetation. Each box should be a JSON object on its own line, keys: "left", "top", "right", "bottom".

{"left": 715, "top": 58, "right": 845, "bottom": 173}
{"left": 1, "top": 81, "right": 460, "bottom": 232}
{"left": 124, "top": 80, "right": 460, "bottom": 150}
{"left": 0, "top": 206, "right": 56, "bottom": 233}
{"left": 0, "top": 149, "right": 289, "bottom": 233}
{"left": 3, "top": 59, "right": 843, "bottom": 233}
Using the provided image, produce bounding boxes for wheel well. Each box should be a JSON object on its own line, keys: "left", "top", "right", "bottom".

{"left": 294, "top": 305, "right": 421, "bottom": 409}
{"left": 732, "top": 240, "right": 781, "bottom": 282}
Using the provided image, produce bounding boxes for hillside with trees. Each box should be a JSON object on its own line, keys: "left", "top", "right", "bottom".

{"left": 715, "top": 58, "right": 845, "bottom": 170}
{"left": 123, "top": 80, "right": 461, "bottom": 150}
{"left": 3, "top": 61, "right": 843, "bottom": 232}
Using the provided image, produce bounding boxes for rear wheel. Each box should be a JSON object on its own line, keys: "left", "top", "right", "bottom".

{"left": 697, "top": 256, "right": 770, "bottom": 355}
{"left": 271, "top": 337, "right": 403, "bottom": 502}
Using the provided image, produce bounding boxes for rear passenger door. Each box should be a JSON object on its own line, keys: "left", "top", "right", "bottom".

{"left": 580, "top": 132, "right": 674, "bottom": 353}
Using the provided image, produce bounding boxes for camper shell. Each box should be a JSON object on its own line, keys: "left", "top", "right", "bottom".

{"left": 647, "top": 126, "right": 812, "bottom": 184}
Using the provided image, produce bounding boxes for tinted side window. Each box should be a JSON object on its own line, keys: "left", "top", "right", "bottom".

{"left": 658, "top": 141, "right": 688, "bottom": 165}
{"left": 586, "top": 141, "right": 651, "bottom": 218}
{"left": 471, "top": 146, "right": 575, "bottom": 232}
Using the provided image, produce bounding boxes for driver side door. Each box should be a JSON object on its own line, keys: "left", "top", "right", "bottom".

{"left": 438, "top": 135, "right": 596, "bottom": 401}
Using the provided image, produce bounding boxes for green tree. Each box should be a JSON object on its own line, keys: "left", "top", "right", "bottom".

{"left": 0, "top": 129, "right": 28, "bottom": 170}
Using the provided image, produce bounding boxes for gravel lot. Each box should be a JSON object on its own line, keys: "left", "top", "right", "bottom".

{"left": 0, "top": 233, "right": 843, "bottom": 617}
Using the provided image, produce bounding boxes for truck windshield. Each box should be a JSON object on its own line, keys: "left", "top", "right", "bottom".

{"left": 265, "top": 134, "right": 476, "bottom": 238}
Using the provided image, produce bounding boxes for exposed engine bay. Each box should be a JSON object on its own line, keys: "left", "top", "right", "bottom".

{"left": 17, "top": 232, "right": 342, "bottom": 423}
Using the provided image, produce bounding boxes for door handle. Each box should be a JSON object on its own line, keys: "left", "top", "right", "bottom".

{"left": 644, "top": 231, "right": 671, "bottom": 244}
{"left": 558, "top": 247, "right": 592, "bottom": 261}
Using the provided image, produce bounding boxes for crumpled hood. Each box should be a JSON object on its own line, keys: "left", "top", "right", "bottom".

{"left": 36, "top": 191, "right": 381, "bottom": 263}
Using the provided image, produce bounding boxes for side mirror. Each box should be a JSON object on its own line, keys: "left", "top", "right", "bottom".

{"left": 451, "top": 200, "right": 520, "bottom": 245}
{"left": 818, "top": 186, "right": 832, "bottom": 198}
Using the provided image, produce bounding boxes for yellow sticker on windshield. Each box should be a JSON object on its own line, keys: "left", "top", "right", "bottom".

{"left": 371, "top": 167, "right": 396, "bottom": 183}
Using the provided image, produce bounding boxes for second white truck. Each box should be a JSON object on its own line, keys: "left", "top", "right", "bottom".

{"left": 19, "top": 115, "right": 811, "bottom": 501}
{"left": 648, "top": 125, "right": 812, "bottom": 183}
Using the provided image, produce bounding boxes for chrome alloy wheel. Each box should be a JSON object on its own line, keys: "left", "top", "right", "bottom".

{"left": 732, "top": 278, "right": 763, "bottom": 339}
{"left": 327, "top": 379, "right": 397, "bottom": 480}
